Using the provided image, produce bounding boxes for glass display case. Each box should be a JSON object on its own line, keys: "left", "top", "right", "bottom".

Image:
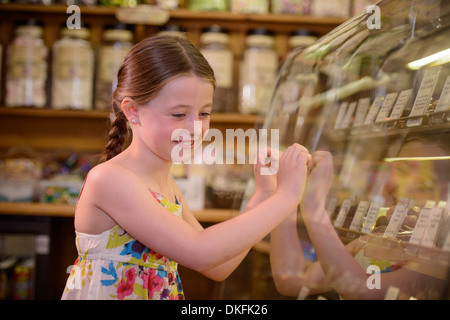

{"left": 254, "top": 0, "right": 450, "bottom": 299}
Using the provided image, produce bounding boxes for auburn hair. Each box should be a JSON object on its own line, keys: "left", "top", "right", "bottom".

{"left": 102, "top": 35, "right": 216, "bottom": 161}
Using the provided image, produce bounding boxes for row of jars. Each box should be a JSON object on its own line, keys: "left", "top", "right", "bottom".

{"left": 4, "top": 20, "right": 133, "bottom": 111}
{"left": 2, "top": 20, "right": 317, "bottom": 114}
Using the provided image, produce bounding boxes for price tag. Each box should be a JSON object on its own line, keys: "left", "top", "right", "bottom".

{"left": 375, "top": 92, "right": 398, "bottom": 123}
{"left": 407, "top": 66, "right": 442, "bottom": 127}
{"left": 406, "top": 200, "right": 435, "bottom": 255}
{"left": 383, "top": 197, "right": 410, "bottom": 238}
{"left": 389, "top": 89, "right": 412, "bottom": 120}
{"left": 434, "top": 75, "right": 450, "bottom": 113}
{"left": 349, "top": 201, "right": 370, "bottom": 231}
{"left": 361, "top": 202, "right": 382, "bottom": 234}
{"left": 333, "top": 199, "right": 352, "bottom": 228}
{"left": 353, "top": 98, "right": 371, "bottom": 127}
{"left": 334, "top": 102, "right": 349, "bottom": 129}
{"left": 325, "top": 196, "right": 338, "bottom": 218}
{"left": 363, "top": 96, "right": 384, "bottom": 125}
{"left": 341, "top": 101, "right": 357, "bottom": 129}
{"left": 420, "top": 201, "right": 446, "bottom": 248}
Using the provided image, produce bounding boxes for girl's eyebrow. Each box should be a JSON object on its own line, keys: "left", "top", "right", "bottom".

{"left": 167, "top": 103, "right": 213, "bottom": 110}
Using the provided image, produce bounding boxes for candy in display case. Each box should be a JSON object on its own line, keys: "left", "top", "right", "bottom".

{"left": 252, "top": 0, "right": 450, "bottom": 299}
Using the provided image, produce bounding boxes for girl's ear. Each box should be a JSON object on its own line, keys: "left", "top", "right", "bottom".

{"left": 121, "top": 97, "right": 140, "bottom": 125}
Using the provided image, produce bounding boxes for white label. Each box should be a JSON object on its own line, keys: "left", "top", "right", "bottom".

{"left": 407, "top": 66, "right": 442, "bottom": 126}
{"left": 325, "top": 196, "right": 339, "bottom": 218}
{"left": 442, "top": 232, "right": 450, "bottom": 252}
{"left": 361, "top": 202, "right": 382, "bottom": 234}
{"left": 341, "top": 101, "right": 357, "bottom": 129}
{"left": 383, "top": 197, "right": 410, "bottom": 238}
{"left": 349, "top": 201, "right": 370, "bottom": 231}
{"left": 201, "top": 48, "right": 233, "bottom": 88}
{"left": 420, "top": 201, "right": 446, "bottom": 247}
{"left": 334, "top": 102, "right": 349, "bottom": 129}
{"left": 353, "top": 98, "right": 371, "bottom": 127}
{"left": 389, "top": 89, "right": 412, "bottom": 120}
{"left": 434, "top": 75, "right": 450, "bottom": 113}
{"left": 35, "top": 234, "right": 50, "bottom": 255}
{"left": 363, "top": 96, "right": 384, "bottom": 125}
{"left": 407, "top": 201, "right": 435, "bottom": 254}
{"left": 333, "top": 199, "right": 352, "bottom": 228}
{"left": 375, "top": 92, "right": 398, "bottom": 122}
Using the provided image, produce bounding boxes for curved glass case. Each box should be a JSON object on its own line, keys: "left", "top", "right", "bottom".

{"left": 255, "top": 0, "right": 450, "bottom": 299}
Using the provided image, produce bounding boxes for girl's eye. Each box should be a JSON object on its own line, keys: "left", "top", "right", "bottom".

{"left": 172, "top": 114, "right": 185, "bottom": 118}
{"left": 200, "top": 112, "right": 211, "bottom": 117}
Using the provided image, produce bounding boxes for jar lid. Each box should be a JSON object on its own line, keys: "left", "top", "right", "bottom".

{"left": 247, "top": 28, "right": 274, "bottom": 37}
{"left": 15, "top": 20, "right": 43, "bottom": 37}
{"left": 104, "top": 29, "right": 133, "bottom": 42}
{"left": 61, "top": 27, "right": 91, "bottom": 40}
{"left": 201, "top": 25, "right": 229, "bottom": 44}
{"left": 158, "top": 24, "right": 187, "bottom": 38}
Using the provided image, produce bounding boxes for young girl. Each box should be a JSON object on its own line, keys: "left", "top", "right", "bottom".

{"left": 61, "top": 35, "right": 310, "bottom": 300}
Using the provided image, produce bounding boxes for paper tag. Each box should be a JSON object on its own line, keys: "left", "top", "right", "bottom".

{"left": 407, "top": 66, "right": 442, "bottom": 126}
{"left": 361, "top": 202, "right": 382, "bottom": 234}
{"left": 349, "top": 201, "right": 370, "bottom": 231}
{"left": 383, "top": 197, "right": 410, "bottom": 238}
{"left": 420, "top": 201, "right": 446, "bottom": 248}
{"left": 341, "top": 101, "right": 357, "bottom": 129}
{"left": 334, "top": 102, "right": 349, "bottom": 129}
{"left": 434, "top": 75, "right": 450, "bottom": 113}
{"left": 333, "top": 199, "right": 352, "bottom": 228}
{"left": 375, "top": 92, "right": 398, "bottom": 122}
{"left": 389, "top": 89, "right": 412, "bottom": 120}
{"left": 363, "top": 96, "right": 384, "bottom": 125}
{"left": 35, "top": 234, "right": 50, "bottom": 255}
{"left": 442, "top": 231, "right": 450, "bottom": 252}
{"left": 406, "top": 200, "right": 435, "bottom": 254}
{"left": 353, "top": 98, "right": 371, "bottom": 127}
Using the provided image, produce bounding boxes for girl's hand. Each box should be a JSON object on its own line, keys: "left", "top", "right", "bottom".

{"left": 301, "top": 151, "right": 334, "bottom": 215}
{"left": 253, "top": 147, "right": 280, "bottom": 196}
{"left": 276, "top": 144, "right": 311, "bottom": 204}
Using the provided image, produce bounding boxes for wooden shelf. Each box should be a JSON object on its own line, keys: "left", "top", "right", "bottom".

{"left": 0, "top": 4, "right": 347, "bottom": 26}
{"left": 0, "top": 201, "right": 239, "bottom": 222}
{"left": 0, "top": 107, "right": 259, "bottom": 124}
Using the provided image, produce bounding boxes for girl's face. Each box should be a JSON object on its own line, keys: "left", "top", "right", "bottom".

{"left": 135, "top": 75, "right": 214, "bottom": 163}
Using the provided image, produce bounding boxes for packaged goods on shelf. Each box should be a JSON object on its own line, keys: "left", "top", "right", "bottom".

{"left": 200, "top": 25, "right": 234, "bottom": 113}
{"left": 5, "top": 20, "right": 48, "bottom": 108}
{"left": 230, "top": 0, "right": 269, "bottom": 14}
{"left": 51, "top": 26, "right": 94, "bottom": 110}
{"left": 95, "top": 25, "right": 133, "bottom": 110}
{"left": 189, "top": 0, "right": 228, "bottom": 11}
{"left": 239, "top": 28, "right": 278, "bottom": 115}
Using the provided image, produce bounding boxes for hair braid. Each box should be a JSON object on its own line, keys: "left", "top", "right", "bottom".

{"left": 101, "top": 101, "right": 129, "bottom": 162}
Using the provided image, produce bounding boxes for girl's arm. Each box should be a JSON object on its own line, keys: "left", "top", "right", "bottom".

{"left": 84, "top": 144, "right": 309, "bottom": 276}
{"left": 170, "top": 147, "right": 288, "bottom": 281}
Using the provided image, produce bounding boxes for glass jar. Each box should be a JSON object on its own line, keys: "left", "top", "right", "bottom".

{"left": 52, "top": 26, "right": 94, "bottom": 110}
{"left": 200, "top": 25, "right": 234, "bottom": 113}
{"left": 5, "top": 21, "right": 48, "bottom": 108}
{"left": 239, "top": 28, "right": 278, "bottom": 115}
{"left": 288, "top": 29, "right": 318, "bottom": 52}
{"left": 95, "top": 25, "right": 133, "bottom": 110}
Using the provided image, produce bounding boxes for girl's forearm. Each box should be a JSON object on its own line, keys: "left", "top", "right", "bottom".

{"left": 270, "top": 209, "right": 306, "bottom": 296}
{"left": 301, "top": 205, "right": 368, "bottom": 299}
{"left": 181, "top": 192, "right": 299, "bottom": 273}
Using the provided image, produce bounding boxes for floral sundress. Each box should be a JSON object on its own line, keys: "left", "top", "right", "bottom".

{"left": 61, "top": 191, "right": 185, "bottom": 300}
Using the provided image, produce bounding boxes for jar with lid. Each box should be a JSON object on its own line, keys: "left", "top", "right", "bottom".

{"left": 5, "top": 20, "right": 48, "bottom": 108}
{"left": 95, "top": 25, "right": 133, "bottom": 110}
{"left": 200, "top": 25, "right": 234, "bottom": 113}
{"left": 239, "top": 28, "right": 278, "bottom": 115}
{"left": 158, "top": 24, "right": 187, "bottom": 38}
{"left": 52, "top": 26, "right": 94, "bottom": 110}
